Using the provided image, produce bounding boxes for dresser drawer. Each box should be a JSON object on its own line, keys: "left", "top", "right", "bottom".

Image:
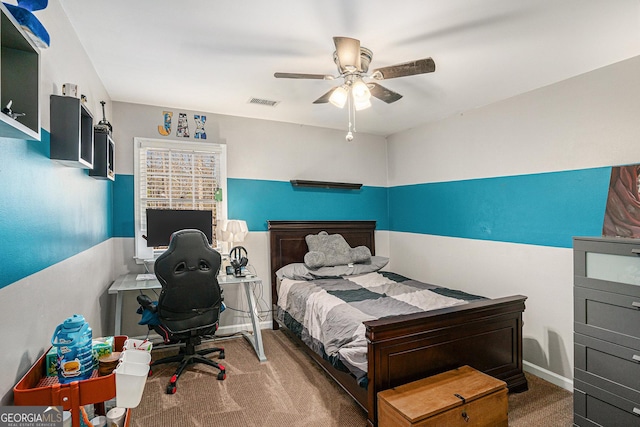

{"left": 574, "top": 380, "right": 640, "bottom": 426}
{"left": 575, "top": 287, "right": 640, "bottom": 349}
{"left": 574, "top": 237, "right": 640, "bottom": 297}
{"left": 575, "top": 333, "right": 640, "bottom": 402}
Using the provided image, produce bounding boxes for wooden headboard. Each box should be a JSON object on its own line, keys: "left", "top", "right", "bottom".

{"left": 267, "top": 220, "right": 376, "bottom": 310}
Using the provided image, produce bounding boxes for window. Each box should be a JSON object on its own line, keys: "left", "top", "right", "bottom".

{"left": 134, "top": 138, "right": 227, "bottom": 260}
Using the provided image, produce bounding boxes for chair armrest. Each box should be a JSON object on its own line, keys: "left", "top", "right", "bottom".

{"left": 137, "top": 294, "right": 157, "bottom": 313}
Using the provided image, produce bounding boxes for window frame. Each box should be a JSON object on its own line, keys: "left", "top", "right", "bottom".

{"left": 133, "top": 137, "right": 227, "bottom": 261}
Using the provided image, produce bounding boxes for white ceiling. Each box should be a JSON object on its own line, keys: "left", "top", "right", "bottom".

{"left": 58, "top": 0, "right": 640, "bottom": 137}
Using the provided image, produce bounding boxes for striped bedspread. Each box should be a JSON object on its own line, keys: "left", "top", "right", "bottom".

{"left": 275, "top": 271, "right": 485, "bottom": 385}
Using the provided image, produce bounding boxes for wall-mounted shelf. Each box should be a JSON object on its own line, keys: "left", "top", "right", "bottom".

{"left": 0, "top": 3, "right": 41, "bottom": 141}
{"left": 50, "top": 95, "right": 94, "bottom": 168}
{"left": 90, "top": 129, "right": 115, "bottom": 180}
{"left": 290, "top": 180, "right": 362, "bottom": 190}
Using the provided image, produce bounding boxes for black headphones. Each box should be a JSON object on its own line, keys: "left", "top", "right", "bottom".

{"left": 229, "top": 246, "right": 248, "bottom": 276}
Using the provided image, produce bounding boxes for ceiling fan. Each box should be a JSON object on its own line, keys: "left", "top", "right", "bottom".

{"left": 274, "top": 36, "right": 436, "bottom": 107}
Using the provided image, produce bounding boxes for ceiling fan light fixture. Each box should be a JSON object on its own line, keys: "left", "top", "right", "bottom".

{"left": 352, "top": 79, "right": 371, "bottom": 111}
{"left": 329, "top": 85, "right": 349, "bottom": 108}
{"left": 275, "top": 36, "right": 436, "bottom": 138}
{"left": 354, "top": 97, "right": 372, "bottom": 111}
{"left": 351, "top": 79, "right": 370, "bottom": 100}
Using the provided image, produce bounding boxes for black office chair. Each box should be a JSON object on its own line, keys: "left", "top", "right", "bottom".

{"left": 138, "top": 229, "right": 226, "bottom": 394}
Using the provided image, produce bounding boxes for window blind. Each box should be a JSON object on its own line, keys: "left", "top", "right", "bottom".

{"left": 136, "top": 139, "right": 225, "bottom": 252}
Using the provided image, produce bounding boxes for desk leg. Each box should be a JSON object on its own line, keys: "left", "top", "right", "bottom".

{"left": 242, "top": 281, "right": 267, "bottom": 362}
{"left": 115, "top": 291, "right": 123, "bottom": 336}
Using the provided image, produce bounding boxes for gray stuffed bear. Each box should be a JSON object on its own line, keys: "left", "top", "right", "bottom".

{"left": 304, "top": 231, "right": 371, "bottom": 268}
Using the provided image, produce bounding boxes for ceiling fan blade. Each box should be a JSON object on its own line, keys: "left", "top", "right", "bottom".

{"left": 368, "top": 82, "right": 403, "bottom": 104}
{"left": 312, "top": 87, "right": 338, "bottom": 104}
{"left": 274, "top": 72, "right": 334, "bottom": 80}
{"left": 371, "top": 58, "right": 435, "bottom": 80}
{"left": 333, "top": 36, "right": 361, "bottom": 72}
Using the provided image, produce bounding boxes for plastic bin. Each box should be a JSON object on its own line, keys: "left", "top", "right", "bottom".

{"left": 114, "top": 362, "right": 150, "bottom": 408}
{"left": 119, "top": 350, "right": 151, "bottom": 365}
{"left": 122, "top": 338, "right": 152, "bottom": 352}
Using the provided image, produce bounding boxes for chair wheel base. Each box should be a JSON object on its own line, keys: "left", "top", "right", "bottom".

{"left": 154, "top": 345, "right": 227, "bottom": 393}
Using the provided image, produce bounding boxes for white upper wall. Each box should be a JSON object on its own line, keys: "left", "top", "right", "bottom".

{"left": 387, "top": 55, "right": 640, "bottom": 186}
{"left": 112, "top": 102, "right": 388, "bottom": 187}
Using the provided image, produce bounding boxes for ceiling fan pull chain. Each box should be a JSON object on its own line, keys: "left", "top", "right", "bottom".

{"left": 345, "top": 93, "right": 354, "bottom": 142}
{"left": 348, "top": 93, "right": 352, "bottom": 131}
{"left": 353, "top": 98, "right": 357, "bottom": 134}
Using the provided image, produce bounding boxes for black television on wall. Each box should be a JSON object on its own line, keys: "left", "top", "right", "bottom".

{"left": 145, "top": 209, "right": 213, "bottom": 247}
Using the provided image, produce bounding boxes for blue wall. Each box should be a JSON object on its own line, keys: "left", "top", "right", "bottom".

{"left": 228, "top": 179, "right": 389, "bottom": 231}
{"left": 113, "top": 168, "right": 610, "bottom": 248}
{"left": 2, "top": 155, "right": 611, "bottom": 288}
{"left": 389, "top": 168, "right": 611, "bottom": 248}
{"left": 112, "top": 177, "right": 389, "bottom": 236}
{"left": 113, "top": 174, "right": 134, "bottom": 237}
{"left": 0, "top": 131, "right": 112, "bottom": 289}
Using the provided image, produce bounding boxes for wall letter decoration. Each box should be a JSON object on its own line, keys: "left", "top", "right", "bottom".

{"left": 158, "top": 111, "right": 173, "bottom": 136}
{"left": 176, "top": 113, "right": 190, "bottom": 138}
{"left": 194, "top": 115, "right": 207, "bottom": 139}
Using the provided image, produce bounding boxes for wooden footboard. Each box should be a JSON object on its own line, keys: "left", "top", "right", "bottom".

{"left": 268, "top": 220, "right": 528, "bottom": 427}
{"left": 364, "top": 294, "right": 527, "bottom": 427}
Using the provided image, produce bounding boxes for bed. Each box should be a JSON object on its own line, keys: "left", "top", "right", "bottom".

{"left": 268, "top": 220, "right": 528, "bottom": 427}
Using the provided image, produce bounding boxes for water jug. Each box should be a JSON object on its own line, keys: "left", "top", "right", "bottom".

{"left": 51, "top": 314, "right": 93, "bottom": 384}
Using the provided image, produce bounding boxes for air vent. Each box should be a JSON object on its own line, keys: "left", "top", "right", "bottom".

{"left": 248, "top": 97, "right": 280, "bottom": 107}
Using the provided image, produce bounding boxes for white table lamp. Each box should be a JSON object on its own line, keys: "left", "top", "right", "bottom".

{"left": 216, "top": 219, "right": 248, "bottom": 254}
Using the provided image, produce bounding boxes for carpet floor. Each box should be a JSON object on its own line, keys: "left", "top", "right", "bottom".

{"left": 130, "top": 329, "right": 573, "bottom": 426}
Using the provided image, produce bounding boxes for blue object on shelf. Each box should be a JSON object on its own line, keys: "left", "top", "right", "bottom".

{"left": 3, "top": 0, "right": 50, "bottom": 48}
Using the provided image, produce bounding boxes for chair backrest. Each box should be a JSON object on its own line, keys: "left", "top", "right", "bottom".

{"left": 154, "top": 229, "right": 222, "bottom": 335}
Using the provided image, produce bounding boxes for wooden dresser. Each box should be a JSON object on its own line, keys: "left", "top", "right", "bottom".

{"left": 377, "top": 365, "right": 507, "bottom": 427}
{"left": 573, "top": 237, "right": 640, "bottom": 425}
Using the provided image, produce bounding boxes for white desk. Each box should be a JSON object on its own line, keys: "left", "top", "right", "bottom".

{"left": 108, "top": 273, "right": 267, "bottom": 362}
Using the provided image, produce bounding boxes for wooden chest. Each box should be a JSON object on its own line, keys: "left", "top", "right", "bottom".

{"left": 377, "top": 366, "right": 508, "bottom": 427}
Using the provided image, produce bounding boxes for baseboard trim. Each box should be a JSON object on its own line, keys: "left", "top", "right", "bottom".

{"left": 523, "top": 361, "right": 573, "bottom": 392}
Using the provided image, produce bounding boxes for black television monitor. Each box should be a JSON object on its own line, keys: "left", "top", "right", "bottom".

{"left": 145, "top": 209, "right": 213, "bottom": 247}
